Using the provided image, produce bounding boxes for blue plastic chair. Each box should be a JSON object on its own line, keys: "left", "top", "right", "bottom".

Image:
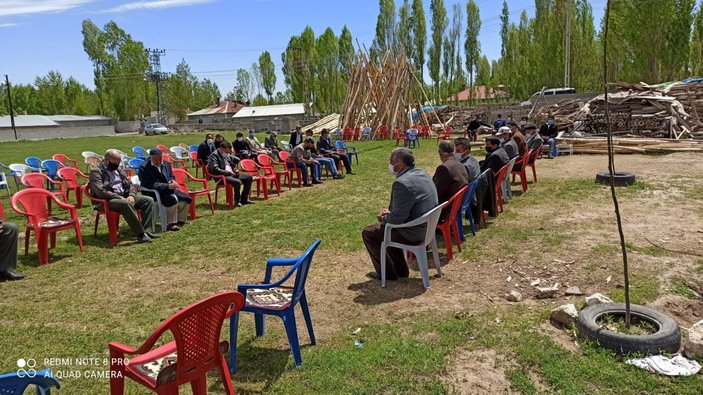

{"left": 456, "top": 178, "right": 481, "bottom": 241}
{"left": 0, "top": 369, "right": 60, "bottom": 394}
{"left": 24, "top": 157, "right": 43, "bottom": 172}
{"left": 132, "top": 146, "right": 148, "bottom": 159}
{"left": 229, "top": 240, "right": 321, "bottom": 372}
{"left": 188, "top": 144, "right": 198, "bottom": 152}
{"left": 41, "top": 160, "right": 63, "bottom": 190}
{"left": 128, "top": 158, "right": 145, "bottom": 175}
{"left": 335, "top": 140, "right": 359, "bottom": 165}
{"left": 406, "top": 128, "right": 420, "bottom": 148}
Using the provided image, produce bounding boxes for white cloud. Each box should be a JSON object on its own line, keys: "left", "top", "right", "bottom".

{"left": 100, "top": 0, "right": 217, "bottom": 14}
{"left": 0, "top": 0, "right": 93, "bottom": 17}
{"left": 0, "top": 23, "right": 18, "bottom": 28}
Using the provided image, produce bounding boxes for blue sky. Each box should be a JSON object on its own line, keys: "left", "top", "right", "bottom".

{"left": 0, "top": 0, "right": 606, "bottom": 97}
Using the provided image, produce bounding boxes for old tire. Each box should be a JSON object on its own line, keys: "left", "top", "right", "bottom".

{"left": 595, "top": 172, "right": 635, "bottom": 186}
{"left": 577, "top": 303, "right": 680, "bottom": 355}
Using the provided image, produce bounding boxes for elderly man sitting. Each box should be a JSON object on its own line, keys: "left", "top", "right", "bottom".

{"left": 139, "top": 148, "right": 192, "bottom": 231}
{"left": 89, "top": 149, "right": 158, "bottom": 243}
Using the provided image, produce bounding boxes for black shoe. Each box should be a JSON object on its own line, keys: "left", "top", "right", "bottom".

{"left": 333, "top": 174, "right": 344, "bottom": 179}
{"left": 138, "top": 234, "right": 153, "bottom": 243}
{"left": 167, "top": 224, "right": 181, "bottom": 231}
{"left": 241, "top": 200, "right": 256, "bottom": 205}
{"left": 366, "top": 271, "right": 381, "bottom": 280}
{"left": 235, "top": 202, "right": 243, "bottom": 207}
{"left": 177, "top": 221, "right": 186, "bottom": 227}
{"left": 312, "top": 180, "right": 323, "bottom": 184}
{"left": 346, "top": 171, "right": 355, "bottom": 175}
{"left": 0, "top": 270, "right": 25, "bottom": 281}
{"left": 145, "top": 232, "right": 160, "bottom": 239}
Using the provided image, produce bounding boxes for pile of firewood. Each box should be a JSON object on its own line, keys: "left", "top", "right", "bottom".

{"left": 558, "top": 136, "right": 703, "bottom": 154}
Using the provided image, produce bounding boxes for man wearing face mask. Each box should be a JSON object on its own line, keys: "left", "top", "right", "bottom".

{"left": 207, "top": 141, "right": 255, "bottom": 206}
{"left": 265, "top": 131, "right": 283, "bottom": 159}
{"left": 507, "top": 121, "right": 527, "bottom": 157}
{"left": 247, "top": 129, "right": 272, "bottom": 156}
{"left": 197, "top": 133, "right": 216, "bottom": 163}
{"left": 525, "top": 123, "right": 544, "bottom": 151}
{"left": 496, "top": 126, "right": 519, "bottom": 160}
{"left": 518, "top": 116, "right": 529, "bottom": 133}
{"left": 433, "top": 141, "right": 468, "bottom": 220}
{"left": 88, "top": 150, "right": 158, "bottom": 243}
{"left": 138, "top": 149, "right": 192, "bottom": 231}
{"left": 317, "top": 128, "right": 354, "bottom": 174}
{"left": 479, "top": 136, "right": 509, "bottom": 174}
{"left": 290, "top": 125, "right": 304, "bottom": 148}
{"left": 233, "top": 132, "right": 255, "bottom": 159}
{"left": 454, "top": 138, "right": 480, "bottom": 182}
{"left": 539, "top": 115, "right": 559, "bottom": 159}
{"left": 362, "top": 148, "right": 438, "bottom": 281}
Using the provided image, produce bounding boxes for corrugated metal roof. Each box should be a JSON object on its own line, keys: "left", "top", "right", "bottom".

{"left": 232, "top": 103, "right": 305, "bottom": 118}
{"left": 0, "top": 115, "right": 58, "bottom": 128}
{"left": 47, "top": 115, "right": 112, "bottom": 122}
{"left": 187, "top": 101, "right": 246, "bottom": 117}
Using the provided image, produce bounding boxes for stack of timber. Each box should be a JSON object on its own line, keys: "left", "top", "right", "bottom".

{"left": 339, "top": 50, "right": 423, "bottom": 138}
{"left": 559, "top": 136, "right": 703, "bottom": 154}
{"left": 302, "top": 113, "right": 340, "bottom": 134}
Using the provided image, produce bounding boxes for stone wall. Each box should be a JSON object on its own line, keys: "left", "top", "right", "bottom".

{"left": 0, "top": 124, "right": 116, "bottom": 142}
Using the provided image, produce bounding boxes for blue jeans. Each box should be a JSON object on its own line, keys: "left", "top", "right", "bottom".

{"left": 546, "top": 138, "right": 557, "bottom": 157}
{"left": 315, "top": 156, "right": 338, "bottom": 176}
{"left": 289, "top": 162, "right": 318, "bottom": 184}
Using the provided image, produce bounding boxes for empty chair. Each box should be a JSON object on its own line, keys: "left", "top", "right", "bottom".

{"left": 24, "top": 157, "right": 43, "bottom": 172}
{"left": 0, "top": 369, "right": 60, "bottom": 394}
{"left": 0, "top": 172, "right": 10, "bottom": 199}
{"left": 11, "top": 188, "right": 84, "bottom": 265}
{"left": 57, "top": 167, "right": 88, "bottom": 208}
{"left": 21, "top": 173, "right": 67, "bottom": 205}
{"left": 53, "top": 153, "right": 79, "bottom": 168}
{"left": 406, "top": 128, "right": 420, "bottom": 148}
{"left": 171, "top": 168, "right": 214, "bottom": 220}
{"left": 376, "top": 125, "right": 389, "bottom": 140}
{"left": 132, "top": 146, "right": 148, "bottom": 159}
{"left": 109, "top": 291, "right": 245, "bottom": 395}
{"left": 435, "top": 186, "right": 468, "bottom": 261}
{"left": 360, "top": 127, "right": 372, "bottom": 140}
{"left": 8, "top": 164, "right": 34, "bottom": 188}
{"left": 0, "top": 162, "right": 20, "bottom": 189}
{"left": 168, "top": 146, "right": 188, "bottom": 168}
{"left": 41, "top": 159, "right": 63, "bottom": 180}
{"left": 257, "top": 154, "right": 287, "bottom": 194}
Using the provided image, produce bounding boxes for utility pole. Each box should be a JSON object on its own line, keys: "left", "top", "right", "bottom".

{"left": 564, "top": 0, "right": 571, "bottom": 88}
{"left": 4, "top": 75, "right": 18, "bottom": 140}
{"left": 146, "top": 48, "right": 168, "bottom": 124}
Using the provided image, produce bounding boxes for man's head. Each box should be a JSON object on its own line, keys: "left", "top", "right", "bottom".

{"left": 248, "top": 129, "right": 255, "bottom": 138}
{"left": 320, "top": 128, "right": 329, "bottom": 138}
{"left": 104, "top": 149, "right": 122, "bottom": 170}
{"left": 205, "top": 133, "right": 214, "bottom": 142}
{"left": 496, "top": 126, "right": 512, "bottom": 142}
{"left": 389, "top": 147, "right": 414, "bottom": 174}
{"left": 304, "top": 137, "right": 315, "bottom": 148}
{"left": 547, "top": 115, "right": 555, "bottom": 124}
{"left": 507, "top": 121, "right": 519, "bottom": 133}
{"left": 454, "top": 138, "right": 471, "bottom": 157}
{"left": 236, "top": 132, "right": 244, "bottom": 141}
{"left": 485, "top": 136, "right": 501, "bottom": 153}
{"left": 524, "top": 123, "right": 538, "bottom": 136}
{"left": 149, "top": 148, "right": 163, "bottom": 167}
{"left": 295, "top": 125, "right": 301, "bottom": 132}
{"left": 305, "top": 129, "right": 314, "bottom": 137}
{"left": 496, "top": 113, "right": 502, "bottom": 119}
{"left": 219, "top": 141, "right": 233, "bottom": 154}
{"left": 215, "top": 134, "right": 224, "bottom": 142}
{"left": 438, "top": 140, "right": 456, "bottom": 162}
{"left": 521, "top": 115, "right": 529, "bottom": 125}
{"left": 271, "top": 131, "right": 278, "bottom": 138}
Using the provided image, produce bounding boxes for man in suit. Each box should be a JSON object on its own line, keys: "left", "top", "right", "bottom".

{"left": 539, "top": 115, "right": 559, "bottom": 158}
{"left": 207, "top": 141, "right": 254, "bottom": 207}
{"left": 305, "top": 129, "right": 344, "bottom": 179}
{"left": 89, "top": 149, "right": 157, "bottom": 243}
{"left": 289, "top": 125, "right": 304, "bottom": 148}
{"left": 0, "top": 220, "right": 24, "bottom": 281}
{"left": 479, "top": 136, "right": 509, "bottom": 174}
{"left": 454, "top": 138, "right": 481, "bottom": 182}
{"left": 317, "top": 128, "right": 354, "bottom": 174}
{"left": 264, "top": 131, "right": 283, "bottom": 160}
{"left": 247, "top": 129, "right": 272, "bottom": 156}
{"left": 197, "top": 133, "right": 216, "bottom": 163}
{"left": 139, "top": 149, "right": 192, "bottom": 231}
{"left": 289, "top": 138, "right": 322, "bottom": 186}
{"left": 362, "top": 147, "right": 439, "bottom": 281}
{"left": 525, "top": 123, "right": 544, "bottom": 151}
{"left": 496, "top": 126, "right": 519, "bottom": 160}
{"left": 507, "top": 121, "right": 528, "bottom": 157}
{"left": 433, "top": 140, "right": 468, "bottom": 220}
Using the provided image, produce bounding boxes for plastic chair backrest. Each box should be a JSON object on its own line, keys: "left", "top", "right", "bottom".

{"left": 132, "top": 146, "right": 147, "bottom": 158}
{"left": 156, "top": 144, "right": 169, "bottom": 153}
{"left": 9, "top": 164, "right": 31, "bottom": 177}
{"left": 81, "top": 151, "right": 100, "bottom": 159}
{"left": 446, "top": 185, "right": 468, "bottom": 220}
{"left": 189, "top": 144, "right": 199, "bottom": 152}
{"left": 178, "top": 143, "right": 189, "bottom": 150}
{"left": 189, "top": 151, "right": 198, "bottom": 161}
{"left": 170, "top": 146, "right": 188, "bottom": 159}
{"left": 257, "top": 154, "right": 274, "bottom": 167}
{"left": 528, "top": 143, "right": 543, "bottom": 164}
{"left": 11, "top": 188, "right": 61, "bottom": 223}
{"left": 361, "top": 127, "right": 372, "bottom": 136}
{"left": 84, "top": 156, "right": 101, "bottom": 169}
{"left": 461, "top": 178, "right": 480, "bottom": 212}
{"left": 288, "top": 240, "right": 321, "bottom": 305}
{"left": 281, "top": 140, "right": 291, "bottom": 150}
{"left": 25, "top": 157, "right": 42, "bottom": 170}
{"left": 278, "top": 151, "right": 290, "bottom": 161}
{"left": 407, "top": 128, "right": 418, "bottom": 138}
{"left": 21, "top": 173, "right": 52, "bottom": 189}
{"left": 57, "top": 167, "right": 85, "bottom": 188}
{"left": 239, "top": 159, "right": 259, "bottom": 175}
{"left": 335, "top": 140, "right": 345, "bottom": 150}
{"left": 41, "top": 159, "right": 62, "bottom": 178}
{"left": 128, "top": 158, "right": 145, "bottom": 170}
{"left": 171, "top": 168, "right": 192, "bottom": 193}
{"left": 53, "top": 153, "right": 75, "bottom": 166}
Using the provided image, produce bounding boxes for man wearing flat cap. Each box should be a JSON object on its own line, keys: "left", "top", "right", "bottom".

{"left": 139, "top": 148, "right": 192, "bottom": 231}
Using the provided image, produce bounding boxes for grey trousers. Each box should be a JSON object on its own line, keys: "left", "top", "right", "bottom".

{"left": 166, "top": 202, "right": 189, "bottom": 225}
{"left": 0, "top": 222, "right": 18, "bottom": 272}
{"left": 108, "top": 196, "right": 156, "bottom": 236}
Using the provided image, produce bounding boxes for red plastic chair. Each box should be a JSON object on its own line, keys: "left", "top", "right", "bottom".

{"left": 239, "top": 159, "right": 266, "bottom": 199}
{"left": 52, "top": 153, "right": 78, "bottom": 168}
{"left": 11, "top": 188, "right": 84, "bottom": 265}
{"left": 257, "top": 154, "right": 288, "bottom": 193}
{"left": 85, "top": 187, "right": 140, "bottom": 246}
{"left": 420, "top": 125, "right": 431, "bottom": 139}
{"left": 203, "top": 166, "right": 235, "bottom": 209}
{"left": 171, "top": 168, "right": 214, "bottom": 220}
{"left": 376, "top": 125, "right": 389, "bottom": 140}
{"left": 188, "top": 152, "right": 199, "bottom": 174}
{"left": 342, "top": 127, "right": 353, "bottom": 141}
{"left": 435, "top": 186, "right": 468, "bottom": 261}
{"left": 436, "top": 126, "right": 453, "bottom": 143}
{"left": 0, "top": 199, "right": 6, "bottom": 221}
{"left": 109, "top": 291, "right": 245, "bottom": 395}
{"left": 494, "top": 162, "right": 511, "bottom": 214}
{"left": 277, "top": 151, "right": 302, "bottom": 189}
{"left": 57, "top": 167, "right": 88, "bottom": 208}
{"left": 21, "top": 173, "right": 68, "bottom": 214}
{"left": 352, "top": 127, "right": 361, "bottom": 141}
{"left": 394, "top": 128, "right": 407, "bottom": 146}
{"left": 511, "top": 143, "right": 542, "bottom": 191}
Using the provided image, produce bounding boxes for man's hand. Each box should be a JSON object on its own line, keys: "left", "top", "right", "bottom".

{"left": 311, "top": 160, "right": 319, "bottom": 165}
{"left": 168, "top": 180, "right": 178, "bottom": 190}
{"left": 377, "top": 208, "right": 390, "bottom": 222}
{"left": 126, "top": 196, "right": 135, "bottom": 206}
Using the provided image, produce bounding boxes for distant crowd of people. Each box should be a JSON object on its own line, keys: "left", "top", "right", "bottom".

{"left": 465, "top": 114, "right": 559, "bottom": 159}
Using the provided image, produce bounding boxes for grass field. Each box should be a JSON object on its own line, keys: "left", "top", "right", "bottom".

{"left": 1, "top": 132, "right": 702, "bottom": 394}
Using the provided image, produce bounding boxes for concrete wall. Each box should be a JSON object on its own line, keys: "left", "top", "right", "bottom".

{"left": 172, "top": 114, "right": 321, "bottom": 134}
{"left": 0, "top": 124, "right": 116, "bottom": 142}
{"left": 115, "top": 121, "right": 140, "bottom": 133}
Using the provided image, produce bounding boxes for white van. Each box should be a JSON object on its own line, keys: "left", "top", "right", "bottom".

{"left": 522, "top": 88, "right": 577, "bottom": 106}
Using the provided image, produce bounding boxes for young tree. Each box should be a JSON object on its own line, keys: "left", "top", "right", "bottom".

{"left": 259, "top": 51, "right": 276, "bottom": 101}
{"left": 428, "top": 0, "right": 448, "bottom": 101}
{"left": 251, "top": 62, "right": 263, "bottom": 97}
{"left": 410, "top": 0, "right": 427, "bottom": 81}
{"left": 475, "top": 55, "right": 491, "bottom": 87}
{"left": 316, "top": 28, "right": 340, "bottom": 113}
{"left": 234, "top": 68, "right": 252, "bottom": 102}
{"left": 500, "top": 0, "right": 509, "bottom": 58}
{"left": 373, "top": 0, "right": 397, "bottom": 55}
{"left": 34, "top": 71, "right": 66, "bottom": 115}
{"left": 464, "top": 0, "right": 481, "bottom": 105}
{"left": 691, "top": 4, "right": 703, "bottom": 76}
{"left": 193, "top": 79, "right": 221, "bottom": 110}
{"left": 398, "top": 0, "right": 412, "bottom": 57}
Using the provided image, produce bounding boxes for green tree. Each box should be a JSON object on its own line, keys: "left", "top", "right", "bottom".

{"left": 338, "top": 26, "right": 354, "bottom": 77}
{"left": 81, "top": 19, "right": 109, "bottom": 115}
{"left": 373, "top": 0, "right": 397, "bottom": 55}
{"left": 251, "top": 62, "right": 263, "bottom": 98}
{"left": 410, "top": 0, "right": 427, "bottom": 81}
{"left": 34, "top": 71, "right": 66, "bottom": 114}
{"left": 315, "top": 28, "right": 340, "bottom": 113}
{"left": 428, "top": 0, "right": 447, "bottom": 101}
{"left": 691, "top": 4, "right": 703, "bottom": 76}
{"left": 259, "top": 51, "right": 276, "bottom": 100}
{"left": 193, "top": 79, "right": 220, "bottom": 110}
{"left": 500, "top": 0, "right": 509, "bottom": 58}
{"left": 233, "top": 68, "right": 252, "bottom": 102}
{"left": 10, "top": 84, "right": 38, "bottom": 115}
{"left": 464, "top": 0, "right": 480, "bottom": 105}
{"left": 274, "top": 90, "right": 293, "bottom": 104}
{"left": 398, "top": 0, "right": 412, "bottom": 57}
{"left": 64, "top": 77, "right": 96, "bottom": 114}
{"left": 252, "top": 94, "right": 268, "bottom": 106}
{"left": 475, "top": 55, "right": 491, "bottom": 87}
{"left": 165, "top": 59, "right": 197, "bottom": 120}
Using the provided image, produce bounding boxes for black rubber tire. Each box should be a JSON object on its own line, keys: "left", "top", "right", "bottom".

{"left": 595, "top": 172, "right": 635, "bottom": 186}
{"left": 577, "top": 303, "right": 680, "bottom": 355}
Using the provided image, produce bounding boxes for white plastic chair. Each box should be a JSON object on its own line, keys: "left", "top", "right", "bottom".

{"left": 502, "top": 157, "right": 517, "bottom": 202}
{"left": 380, "top": 201, "right": 448, "bottom": 288}
{"left": 281, "top": 140, "right": 291, "bottom": 151}
{"left": 130, "top": 175, "right": 168, "bottom": 234}
{"left": 8, "top": 164, "right": 35, "bottom": 188}
{"left": 170, "top": 146, "right": 189, "bottom": 161}
{"left": 360, "top": 127, "right": 372, "bottom": 140}
{"left": 0, "top": 172, "right": 10, "bottom": 198}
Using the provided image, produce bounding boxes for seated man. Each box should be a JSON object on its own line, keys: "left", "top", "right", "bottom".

{"left": 214, "top": 134, "right": 225, "bottom": 149}
{"left": 89, "top": 149, "right": 157, "bottom": 243}
{"left": 264, "top": 131, "right": 283, "bottom": 159}
{"left": 207, "top": 141, "right": 254, "bottom": 206}
{"left": 496, "top": 126, "right": 519, "bottom": 160}
{"left": 525, "top": 123, "right": 544, "bottom": 151}
{"left": 317, "top": 128, "right": 354, "bottom": 174}
{"left": 0, "top": 220, "right": 24, "bottom": 281}
{"left": 233, "top": 132, "right": 256, "bottom": 159}
{"left": 362, "top": 147, "right": 438, "bottom": 281}
{"left": 454, "top": 138, "right": 481, "bottom": 182}
{"left": 247, "top": 129, "right": 271, "bottom": 155}
{"left": 479, "top": 136, "right": 509, "bottom": 174}
{"left": 539, "top": 115, "right": 559, "bottom": 159}
{"left": 197, "top": 133, "right": 216, "bottom": 163}
{"left": 507, "top": 121, "right": 527, "bottom": 157}
{"left": 466, "top": 115, "right": 490, "bottom": 142}
{"left": 139, "top": 149, "right": 192, "bottom": 231}
{"left": 434, "top": 140, "right": 468, "bottom": 220}
{"left": 305, "top": 129, "right": 343, "bottom": 179}
{"left": 289, "top": 138, "right": 322, "bottom": 187}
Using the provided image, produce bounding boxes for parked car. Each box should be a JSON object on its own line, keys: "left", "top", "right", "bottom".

{"left": 144, "top": 123, "right": 169, "bottom": 135}
{"left": 521, "top": 87, "right": 577, "bottom": 107}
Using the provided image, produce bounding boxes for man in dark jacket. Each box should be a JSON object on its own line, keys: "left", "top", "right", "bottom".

{"left": 496, "top": 126, "right": 519, "bottom": 160}
{"left": 207, "top": 141, "right": 254, "bottom": 206}
{"left": 479, "top": 136, "right": 509, "bottom": 174}
{"left": 0, "top": 219, "right": 24, "bottom": 281}
{"left": 433, "top": 140, "right": 468, "bottom": 220}
{"left": 139, "top": 149, "right": 192, "bottom": 231}
{"left": 233, "top": 132, "right": 256, "bottom": 159}
{"left": 89, "top": 150, "right": 157, "bottom": 243}
{"left": 539, "top": 115, "right": 559, "bottom": 158}
{"left": 362, "top": 147, "right": 439, "bottom": 281}
{"left": 197, "top": 133, "right": 216, "bottom": 163}
{"left": 454, "top": 138, "right": 481, "bottom": 182}
{"left": 466, "top": 115, "right": 489, "bottom": 142}
{"left": 317, "top": 128, "right": 354, "bottom": 174}
{"left": 289, "top": 125, "right": 304, "bottom": 148}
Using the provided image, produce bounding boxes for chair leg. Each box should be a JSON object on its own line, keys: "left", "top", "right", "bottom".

{"left": 441, "top": 226, "right": 453, "bottom": 261}
{"left": 281, "top": 310, "right": 302, "bottom": 367}
{"left": 24, "top": 227, "right": 30, "bottom": 256}
{"left": 300, "top": 293, "right": 316, "bottom": 344}
{"left": 207, "top": 194, "right": 215, "bottom": 215}
{"left": 451, "top": 222, "right": 462, "bottom": 252}
{"left": 50, "top": 232, "right": 57, "bottom": 249}
{"left": 229, "top": 312, "right": 240, "bottom": 373}
{"left": 415, "top": 246, "right": 431, "bottom": 289}
{"left": 191, "top": 377, "right": 207, "bottom": 395}
{"left": 189, "top": 201, "right": 197, "bottom": 220}
{"left": 431, "top": 238, "right": 442, "bottom": 277}
{"left": 254, "top": 313, "right": 265, "bottom": 337}
{"left": 109, "top": 368, "right": 125, "bottom": 394}
{"left": 380, "top": 242, "right": 387, "bottom": 287}
{"left": 456, "top": 211, "right": 465, "bottom": 242}
{"left": 75, "top": 225, "right": 84, "bottom": 253}
{"left": 93, "top": 213, "right": 100, "bottom": 237}
{"left": 38, "top": 230, "right": 49, "bottom": 265}
{"left": 219, "top": 356, "right": 235, "bottom": 395}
